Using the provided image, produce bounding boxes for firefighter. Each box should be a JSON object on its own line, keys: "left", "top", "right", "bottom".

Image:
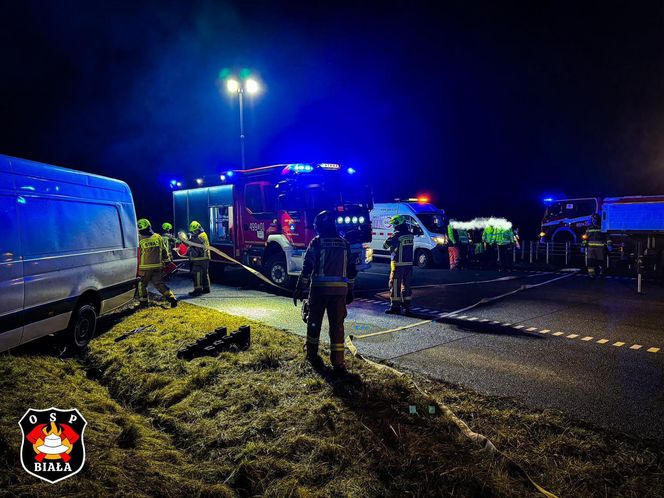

{"left": 383, "top": 215, "right": 415, "bottom": 315}
{"left": 447, "top": 220, "right": 470, "bottom": 270}
{"left": 161, "top": 222, "right": 175, "bottom": 263}
{"left": 495, "top": 225, "right": 515, "bottom": 271}
{"left": 447, "top": 220, "right": 461, "bottom": 270}
{"left": 482, "top": 224, "right": 497, "bottom": 268}
{"left": 583, "top": 214, "right": 610, "bottom": 278}
{"left": 188, "top": 220, "right": 211, "bottom": 296}
{"left": 137, "top": 218, "right": 177, "bottom": 307}
{"left": 293, "top": 210, "right": 357, "bottom": 373}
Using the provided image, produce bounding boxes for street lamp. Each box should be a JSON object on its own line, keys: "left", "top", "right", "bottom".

{"left": 224, "top": 76, "right": 261, "bottom": 169}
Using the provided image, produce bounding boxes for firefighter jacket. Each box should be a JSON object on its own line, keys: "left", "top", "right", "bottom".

{"left": 383, "top": 227, "right": 414, "bottom": 266}
{"left": 188, "top": 230, "right": 210, "bottom": 261}
{"left": 495, "top": 228, "right": 515, "bottom": 246}
{"left": 447, "top": 225, "right": 469, "bottom": 247}
{"left": 482, "top": 226, "right": 496, "bottom": 245}
{"left": 583, "top": 227, "right": 611, "bottom": 249}
{"left": 161, "top": 232, "right": 175, "bottom": 262}
{"left": 298, "top": 236, "right": 357, "bottom": 296}
{"left": 139, "top": 232, "right": 169, "bottom": 270}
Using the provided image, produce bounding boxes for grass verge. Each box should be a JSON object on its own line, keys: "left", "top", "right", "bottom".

{"left": 0, "top": 301, "right": 662, "bottom": 497}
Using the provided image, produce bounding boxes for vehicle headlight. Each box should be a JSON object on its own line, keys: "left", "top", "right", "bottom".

{"left": 539, "top": 231, "right": 546, "bottom": 238}
{"left": 344, "top": 216, "right": 351, "bottom": 224}
{"left": 433, "top": 236, "right": 446, "bottom": 245}
{"left": 359, "top": 216, "right": 365, "bottom": 223}
{"left": 351, "top": 216, "right": 358, "bottom": 224}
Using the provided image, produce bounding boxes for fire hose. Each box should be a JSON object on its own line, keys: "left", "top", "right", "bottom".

{"left": 176, "top": 232, "right": 290, "bottom": 293}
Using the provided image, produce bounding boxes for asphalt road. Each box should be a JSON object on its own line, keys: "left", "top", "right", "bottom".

{"left": 168, "top": 261, "right": 664, "bottom": 440}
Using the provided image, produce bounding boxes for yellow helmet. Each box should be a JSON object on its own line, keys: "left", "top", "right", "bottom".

{"left": 189, "top": 221, "right": 202, "bottom": 232}
{"left": 389, "top": 215, "right": 406, "bottom": 227}
{"left": 137, "top": 218, "right": 151, "bottom": 230}
{"left": 162, "top": 222, "right": 173, "bottom": 231}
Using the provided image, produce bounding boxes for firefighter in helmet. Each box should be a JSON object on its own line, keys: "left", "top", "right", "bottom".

{"left": 137, "top": 218, "right": 177, "bottom": 307}
{"left": 161, "top": 222, "right": 175, "bottom": 263}
{"left": 187, "top": 220, "right": 211, "bottom": 296}
{"left": 383, "top": 215, "right": 415, "bottom": 315}
{"left": 583, "top": 213, "right": 611, "bottom": 278}
{"left": 293, "top": 210, "right": 357, "bottom": 373}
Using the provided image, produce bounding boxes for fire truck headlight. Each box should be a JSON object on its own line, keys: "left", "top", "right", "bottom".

{"left": 344, "top": 216, "right": 351, "bottom": 224}
{"left": 351, "top": 216, "right": 358, "bottom": 224}
{"left": 337, "top": 216, "right": 344, "bottom": 224}
{"left": 539, "top": 231, "right": 546, "bottom": 238}
{"left": 359, "top": 216, "right": 365, "bottom": 224}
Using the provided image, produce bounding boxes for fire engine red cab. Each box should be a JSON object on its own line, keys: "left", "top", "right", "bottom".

{"left": 173, "top": 163, "right": 373, "bottom": 285}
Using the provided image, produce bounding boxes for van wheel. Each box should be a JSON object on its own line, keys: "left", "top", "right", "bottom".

{"left": 265, "top": 254, "right": 289, "bottom": 287}
{"left": 415, "top": 249, "right": 432, "bottom": 268}
{"left": 69, "top": 304, "right": 97, "bottom": 349}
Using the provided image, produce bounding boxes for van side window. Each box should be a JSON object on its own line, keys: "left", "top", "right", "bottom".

{"left": 19, "top": 198, "right": 123, "bottom": 257}
{"left": 0, "top": 195, "right": 20, "bottom": 262}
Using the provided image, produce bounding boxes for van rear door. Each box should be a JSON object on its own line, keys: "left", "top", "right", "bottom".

{"left": 0, "top": 194, "right": 24, "bottom": 351}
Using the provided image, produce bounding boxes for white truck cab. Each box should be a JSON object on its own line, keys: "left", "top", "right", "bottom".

{"left": 369, "top": 200, "right": 448, "bottom": 267}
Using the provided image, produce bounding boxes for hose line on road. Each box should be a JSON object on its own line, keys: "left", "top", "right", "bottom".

{"left": 353, "top": 270, "right": 579, "bottom": 340}
{"left": 178, "top": 237, "right": 291, "bottom": 293}
{"left": 345, "top": 336, "right": 559, "bottom": 498}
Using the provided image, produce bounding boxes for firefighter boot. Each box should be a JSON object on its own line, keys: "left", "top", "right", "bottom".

{"left": 189, "top": 289, "right": 204, "bottom": 297}
{"left": 384, "top": 305, "right": 401, "bottom": 315}
{"left": 168, "top": 297, "right": 178, "bottom": 308}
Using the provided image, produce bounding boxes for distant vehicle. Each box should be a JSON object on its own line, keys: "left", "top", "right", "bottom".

{"left": 369, "top": 198, "right": 448, "bottom": 268}
{"left": 0, "top": 155, "right": 138, "bottom": 352}
{"left": 173, "top": 163, "right": 373, "bottom": 286}
{"left": 539, "top": 197, "right": 602, "bottom": 243}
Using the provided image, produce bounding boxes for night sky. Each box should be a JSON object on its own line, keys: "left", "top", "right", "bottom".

{"left": 2, "top": 1, "right": 663, "bottom": 236}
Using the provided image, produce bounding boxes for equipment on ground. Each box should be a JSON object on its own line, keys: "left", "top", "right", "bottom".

{"left": 177, "top": 325, "right": 251, "bottom": 360}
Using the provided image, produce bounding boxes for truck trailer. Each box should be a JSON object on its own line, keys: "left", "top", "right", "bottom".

{"left": 173, "top": 163, "right": 373, "bottom": 286}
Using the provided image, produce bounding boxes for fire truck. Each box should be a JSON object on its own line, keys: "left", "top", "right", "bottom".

{"left": 173, "top": 163, "right": 373, "bottom": 286}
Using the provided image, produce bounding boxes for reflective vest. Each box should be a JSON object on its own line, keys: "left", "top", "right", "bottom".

{"left": 584, "top": 228, "right": 610, "bottom": 248}
{"left": 161, "top": 232, "right": 175, "bottom": 262}
{"left": 495, "top": 228, "right": 515, "bottom": 246}
{"left": 448, "top": 225, "right": 470, "bottom": 246}
{"left": 189, "top": 231, "right": 210, "bottom": 261}
{"left": 482, "top": 226, "right": 496, "bottom": 244}
{"left": 139, "top": 232, "right": 167, "bottom": 270}
{"left": 383, "top": 228, "right": 414, "bottom": 266}
{"left": 299, "top": 236, "right": 357, "bottom": 295}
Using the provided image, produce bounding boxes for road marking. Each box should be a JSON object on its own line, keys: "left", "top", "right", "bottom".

{"left": 552, "top": 331, "right": 564, "bottom": 336}
{"left": 581, "top": 336, "right": 594, "bottom": 341}
{"left": 539, "top": 329, "right": 550, "bottom": 334}
{"left": 612, "top": 341, "right": 625, "bottom": 347}
{"left": 630, "top": 344, "right": 642, "bottom": 350}
{"left": 480, "top": 318, "right": 489, "bottom": 322}
{"left": 467, "top": 317, "right": 478, "bottom": 321}
{"left": 513, "top": 325, "right": 525, "bottom": 329}
{"left": 647, "top": 347, "right": 660, "bottom": 353}
{"left": 566, "top": 334, "right": 579, "bottom": 339}
{"left": 457, "top": 315, "right": 468, "bottom": 320}
{"left": 502, "top": 323, "right": 512, "bottom": 327}
{"left": 526, "top": 327, "right": 538, "bottom": 332}
{"left": 490, "top": 320, "right": 500, "bottom": 324}
{"left": 597, "top": 339, "right": 609, "bottom": 344}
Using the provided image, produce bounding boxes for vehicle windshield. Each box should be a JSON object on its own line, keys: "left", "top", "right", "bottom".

{"left": 417, "top": 213, "right": 446, "bottom": 233}
{"left": 545, "top": 199, "right": 596, "bottom": 219}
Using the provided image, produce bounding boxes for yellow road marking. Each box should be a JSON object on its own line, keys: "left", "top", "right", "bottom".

{"left": 539, "top": 329, "right": 550, "bottom": 334}
{"left": 526, "top": 327, "right": 538, "bottom": 332}
{"left": 630, "top": 344, "right": 642, "bottom": 350}
{"left": 581, "top": 336, "right": 594, "bottom": 341}
{"left": 612, "top": 341, "right": 625, "bottom": 347}
{"left": 597, "top": 339, "right": 609, "bottom": 344}
{"left": 647, "top": 347, "right": 660, "bottom": 353}
{"left": 552, "top": 332, "right": 564, "bottom": 336}
{"left": 566, "top": 334, "right": 579, "bottom": 339}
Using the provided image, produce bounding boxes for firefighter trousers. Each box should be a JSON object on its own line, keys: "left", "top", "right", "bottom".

{"left": 306, "top": 294, "right": 347, "bottom": 367}
{"left": 389, "top": 264, "right": 413, "bottom": 309}
{"left": 497, "top": 244, "right": 513, "bottom": 270}
{"left": 138, "top": 269, "right": 175, "bottom": 302}
{"left": 191, "top": 260, "right": 210, "bottom": 291}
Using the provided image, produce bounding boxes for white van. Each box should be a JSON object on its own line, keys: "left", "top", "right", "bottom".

{"left": 370, "top": 201, "right": 448, "bottom": 267}
{"left": 0, "top": 155, "right": 138, "bottom": 352}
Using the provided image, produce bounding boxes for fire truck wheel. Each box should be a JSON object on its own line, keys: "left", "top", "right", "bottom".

{"left": 415, "top": 249, "right": 432, "bottom": 268}
{"left": 265, "top": 254, "right": 290, "bottom": 286}
{"left": 68, "top": 303, "right": 97, "bottom": 349}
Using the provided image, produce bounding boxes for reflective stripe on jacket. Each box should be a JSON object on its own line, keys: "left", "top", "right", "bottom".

{"left": 495, "top": 228, "right": 515, "bottom": 246}
{"left": 482, "top": 226, "right": 496, "bottom": 244}
{"left": 584, "top": 228, "right": 610, "bottom": 248}
{"left": 383, "top": 228, "right": 414, "bottom": 266}
{"left": 139, "top": 232, "right": 168, "bottom": 270}
{"left": 189, "top": 231, "right": 210, "bottom": 261}
{"left": 298, "top": 236, "right": 358, "bottom": 295}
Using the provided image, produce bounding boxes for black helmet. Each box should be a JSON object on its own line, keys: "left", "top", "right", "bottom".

{"left": 313, "top": 210, "right": 338, "bottom": 236}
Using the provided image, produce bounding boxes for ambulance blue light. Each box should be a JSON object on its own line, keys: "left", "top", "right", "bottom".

{"left": 226, "top": 171, "right": 234, "bottom": 177}
{"left": 543, "top": 197, "right": 554, "bottom": 204}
